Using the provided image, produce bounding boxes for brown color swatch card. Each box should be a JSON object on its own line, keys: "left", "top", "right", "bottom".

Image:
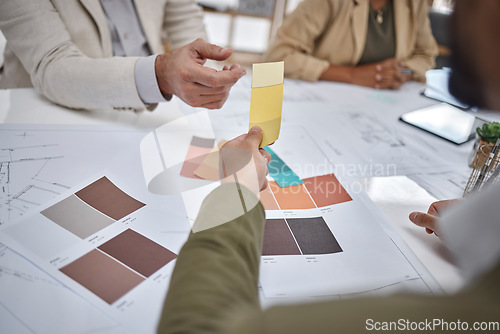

{"left": 98, "top": 229, "right": 177, "bottom": 278}
{"left": 75, "top": 176, "right": 145, "bottom": 220}
{"left": 60, "top": 249, "right": 144, "bottom": 304}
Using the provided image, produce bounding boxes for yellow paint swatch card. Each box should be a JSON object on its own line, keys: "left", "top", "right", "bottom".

{"left": 249, "top": 61, "right": 284, "bottom": 147}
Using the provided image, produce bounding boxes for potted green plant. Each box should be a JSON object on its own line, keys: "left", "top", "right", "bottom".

{"left": 469, "top": 122, "right": 500, "bottom": 167}
{"left": 476, "top": 122, "right": 500, "bottom": 143}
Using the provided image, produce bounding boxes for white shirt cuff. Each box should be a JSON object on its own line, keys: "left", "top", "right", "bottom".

{"left": 134, "top": 55, "right": 170, "bottom": 104}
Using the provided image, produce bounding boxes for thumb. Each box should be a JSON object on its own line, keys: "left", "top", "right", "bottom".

{"left": 246, "top": 127, "right": 264, "bottom": 149}
{"left": 194, "top": 39, "right": 233, "bottom": 61}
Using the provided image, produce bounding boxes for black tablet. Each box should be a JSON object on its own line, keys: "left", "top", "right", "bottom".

{"left": 400, "top": 103, "right": 476, "bottom": 145}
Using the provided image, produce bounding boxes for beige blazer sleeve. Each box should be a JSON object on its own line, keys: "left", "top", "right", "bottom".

{"left": 264, "top": 0, "right": 334, "bottom": 82}
{"left": 396, "top": 0, "right": 438, "bottom": 81}
{"left": 0, "top": 0, "right": 205, "bottom": 111}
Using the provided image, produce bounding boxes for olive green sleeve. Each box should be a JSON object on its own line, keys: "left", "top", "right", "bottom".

{"left": 157, "top": 184, "right": 265, "bottom": 334}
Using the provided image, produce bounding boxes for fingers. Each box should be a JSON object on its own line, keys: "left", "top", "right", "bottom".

{"left": 409, "top": 212, "right": 441, "bottom": 236}
{"left": 261, "top": 179, "right": 269, "bottom": 191}
{"left": 374, "top": 77, "right": 403, "bottom": 89}
{"left": 201, "top": 94, "right": 229, "bottom": 109}
{"left": 397, "top": 61, "right": 413, "bottom": 81}
{"left": 390, "top": 69, "right": 404, "bottom": 82}
{"left": 222, "top": 128, "right": 268, "bottom": 160}
{"left": 200, "top": 85, "right": 230, "bottom": 96}
{"left": 221, "top": 64, "right": 244, "bottom": 72}
{"left": 219, "top": 129, "right": 269, "bottom": 194}
{"left": 374, "top": 65, "right": 404, "bottom": 89}
{"left": 259, "top": 148, "right": 271, "bottom": 164}
{"left": 401, "top": 72, "right": 413, "bottom": 83}
{"left": 245, "top": 126, "right": 264, "bottom": 148}
{"left": 368, "top": 59, "right": 404, "bottom": 90}
{"left": 408, "top": 199, "right": 459, "bottom": 238}
{"left": 178, "top": 79, "right": 234, "bottom": 108}
{"left": 156, "top": 39, "right": 246, "bottom": 109}
{"left": 191, "top": 65, "right": 246, "bottom": 88}
{"left": 222, "top": 134, "right": 246, "bottom": 148}
{"left": 378, "top": 58, "right": 399, "bottom": 69}
{"left": 192, "top": 38, "right": 233, "bottom": 61}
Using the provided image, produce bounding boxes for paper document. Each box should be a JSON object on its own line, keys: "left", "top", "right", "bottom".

{"left": 0, "top": 173, "right": 190, "bottom": 333}
{"left": 256, "top": 127, "right": 442, "bottom": 299}
{"left": 249, "top": 61, "right": 284, "bottom": 147}
{"left": 139, "top": 110, "right": 218, "bottom": 196}
{"left": 193, "top": 140, "right": 227, "bottom": 181}
{"left": 139, "top": 111, "right": 223, "bottom": 223}
{"left": 0, "top": 124, "right": 191, "bottom": 334}
{"left": 0, "top": 244, "right": 125, "bottom": 334}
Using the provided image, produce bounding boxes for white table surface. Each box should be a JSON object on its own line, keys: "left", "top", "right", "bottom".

{"left": 1, "top": 79, "right": 494, "bottom": 331}
{"left": 0, "top": 83, "right": 471, "bottom": 292}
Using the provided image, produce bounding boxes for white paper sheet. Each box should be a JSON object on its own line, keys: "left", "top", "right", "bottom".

{"left": 0, "top": 124, "right": 190, "bottom": 334}
{"left": 0, "top": 244, "right": 127, "bottom": 334}
{"left": 259, "top": 205, "right": 428, "bottom": 298}
{"left": 139, "top": 110, "right": 216, "bottom": 196}
{"left": 255, "top": 128, "right": 442, "bottom": 299}
{"left": 0, "top": 173, "right": 190, "bottom": 333}
{"left": 408, "top": 170, "right": 471, "bottom": 200}
{"left": 0, "top": 125, "right": 153, "bottom": 226}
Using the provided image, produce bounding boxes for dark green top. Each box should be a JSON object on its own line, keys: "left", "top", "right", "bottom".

{"left": 358, "top": 0, "right": 396, "bottom": 65}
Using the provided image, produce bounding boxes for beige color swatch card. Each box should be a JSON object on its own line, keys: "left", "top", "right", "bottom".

{"left": 249, "top": 61, "right": 284, "bottom": 147}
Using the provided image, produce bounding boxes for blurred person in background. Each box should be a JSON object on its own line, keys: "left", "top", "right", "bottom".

{"left": 266, "top": 0, "right": 438, "bottom": 90}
